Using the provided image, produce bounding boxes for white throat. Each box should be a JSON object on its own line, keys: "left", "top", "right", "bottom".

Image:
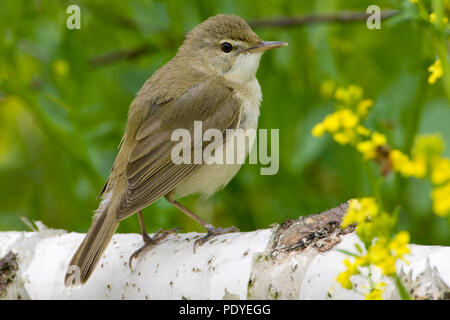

{"left": 224, "top": 52, "right": 263, "bottom": 83}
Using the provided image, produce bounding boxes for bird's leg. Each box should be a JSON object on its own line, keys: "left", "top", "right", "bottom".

{"left": 164, "top": 196, "right": 239, "bottom": 253}
{"left": 137, "top": 210, "right": 151, "bottom": 243}
{"left": 129, "top": 211, "right": 181, "bottom": 269}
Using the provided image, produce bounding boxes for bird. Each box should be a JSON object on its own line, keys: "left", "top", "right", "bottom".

{"left": 64, "top": 13, "right": 287, "bottom": 286}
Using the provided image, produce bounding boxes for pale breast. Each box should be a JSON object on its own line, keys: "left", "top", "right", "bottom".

{"left": 174, "top": 79, "right": 262, "bottom": 198}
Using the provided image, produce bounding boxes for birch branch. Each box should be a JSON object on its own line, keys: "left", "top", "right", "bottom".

{"left": 247, "top": 10, "right": 399, "bottom": 28}
{"left": 1, "top": 202, "right": 449, "bottom": 300}
{"left": 89, "top": 10, "right": 399, "bottom": 67}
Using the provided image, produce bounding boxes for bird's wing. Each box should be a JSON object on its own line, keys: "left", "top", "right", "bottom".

{"left": 116, "top": 80, "right": 241, "bottom": 220}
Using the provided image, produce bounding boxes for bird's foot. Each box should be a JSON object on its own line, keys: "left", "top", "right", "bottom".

{"left": 129, "top": 227, "right": 181, "bottom": 269}
{"left": 193, "top": 225, "right": 240, "bottom": 253}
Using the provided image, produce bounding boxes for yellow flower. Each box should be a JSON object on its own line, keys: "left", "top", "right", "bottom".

{"left": 365, "top": 288, "right": 383, "bottom": 300}
{"left": 334, "top": 85, "right": 363, "bottom": 106}
{"left": 412, "top": 157, "right": 427, "bottom": 178}
{"left": 365, "top": 282, "right": 386, "bottom": 300}
{"left": 311, "top": 123, "right": 325, "bottom": 137}
{"left": 372, "top": 132, "right": 387, "bottom": 146}
{"left": 336, "top": 272, "right": 352, "bottom": 290}
{"left": 52, "top": 59, "right": 70, "bottom": 77}
{"left": 339, "top": 109, "right": 359, "bottom": 129}
{"left": 428, "top": 59, "right": 443, "bottom": 84}
{"left": 378, "top": 256, "right": 398, "bottom": 276}
{"left": 322, "top": 113, "right": 341, "bottom": 132}
{"left": 366, "top": 238, "right": 398, "bottom": 276}
{"left": 312, "top": 85, "right": 373, "bottom": 148}
{"left": 390, "top": 150, "right": 426, "bottom": 178}
{"left": 359, "top": 197, "right": 379, "bottom": 218}
{"left": 390, "top": 150, "right": 409, "bottom": 171}
{"left": 430, "top": 12, "right": 449, "bottom": 25}
{"left": 413, "top": 134, "right": 444, "bottom": 160}
{"left": 339, "top": 199, "right": 410, "bottom": 292}
{"left": 412, "top": 134, "right": 450, "bottom": 184}
{"left": 356, "top": 211, "right": 396, "bottom": 243}
{"left": 320, "top": 80, "right": 336, "bottom": 98}
{"left": 342, "top": 198, "right": 379, "bottom": 229}
{"left": 430, "top": 13, "right": 436, "bottom": 23}
{"left": 324, "top": 109, "right": 359, "bottom": 145}
{"left": 431, "top": 182, "right": 450, "bottom": 216}
{"left": 356, "top": 140, "right": 376, "bottom": 159}
{"left": 388, "top": 231, "right": 410, "bottom": 259}
{"left": 357, "top": 99, "right": 373, "bottom": 117}
{"left": 336, "top": 257, "right": 364, "bottom": 289}
{"left": 312, "top": 108, "right": 359, "bottom": 138}
{"left": 431, "top": 158, "right": 450, "bottom": 185}
{"left": 333, "top": 132, "right": 352, "bottom": 145}
{"left": 367, "top": 237, "right": 389, "bottom": 263}
{"left": 351, "top": 231, "right": 410, "bottom": 279}
{"left": 336, "top": 265, "right": 354, "bottom": 289}
{"left": 356, "top": 125, "right": 371, "bottom": 137}
{"left": 356, "top": 132, "right": 386, "bottom": 160}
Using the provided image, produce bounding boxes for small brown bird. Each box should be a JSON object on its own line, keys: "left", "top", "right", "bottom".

{"left": 65, "top": 14, "right": 287, "bottom": 286}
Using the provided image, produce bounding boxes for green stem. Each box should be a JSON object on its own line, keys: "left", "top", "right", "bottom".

{"left": 337, "top": 249, "right": 361, "bottom": 258}
{"left": 402, "top": 75, "right": 428, "bottom": 155}
{"left": 368, "top": 266, "right": 374, "bottom": 290}
{"left": 394, "top": 274, "right": 411, "bottom": 300}
{"left": 364, "top": 161, "right": 384, "bottom": 212}
{"left": 415, "top": 0, "right": 430, "bottom": 20}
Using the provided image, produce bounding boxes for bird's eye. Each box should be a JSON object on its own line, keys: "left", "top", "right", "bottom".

{"left": 221, "top": 42, "right": 233, "bottom": 53}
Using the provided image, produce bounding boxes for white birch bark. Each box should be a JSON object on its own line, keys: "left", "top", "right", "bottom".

{"left": 0, "top": 204, "right": 449, "bottom": 300}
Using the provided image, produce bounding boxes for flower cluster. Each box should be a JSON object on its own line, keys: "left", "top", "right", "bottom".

{"left": 342, "top": 198, "right": 395, "bottom": 245}
{"left": 312, "top": 85, "right": 423, "bottom": 175}
{"left": 313, "top": 83, "right": 450, "bottom": 217}
{"left": 432, "top": 158, "right": 450, "bottom": 185}
{"left": 337, "top": 198, "right": 410, "bottom": 299}
{"left": 389, "top": 135, "right": 450, "bottom": 216}
{"left": 389, "top": 150, "right": 426, "bottom": 178}
{"left": 364, "top": 282, "right": 386, "bottom": 300}
{"left": 312, "top": 84, "right": 374, "bottom": 148}
{"left": 408, "top": 0, "right": 449, "bottom": 87}
{"left": 407, "top": 134, "right": 450, "bottom": 217}
{"left": 356, "top": 132, "right": 386, "bottom": 160}
{"left": 432, "top": 183, "right": 450, "bottom": 217}
{"left": 416, "top": 135, "right": 450, "bottom": 217}
{"left": 429, "top": 13, "right": 449, "bottom": 26}
{"left": 317, "top": 0, "right": 450, "bottom": 300}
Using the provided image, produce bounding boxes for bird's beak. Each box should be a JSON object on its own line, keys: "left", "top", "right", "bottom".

{"left": 246, "top": 41, "right": 288, "bottom": 53}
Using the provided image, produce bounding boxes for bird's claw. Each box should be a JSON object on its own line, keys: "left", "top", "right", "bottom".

{"left": 193, "top": 226, "right": 239, "bottom": 253}
{"left": 129, "top": 227, "right": 182, "bottom": 270}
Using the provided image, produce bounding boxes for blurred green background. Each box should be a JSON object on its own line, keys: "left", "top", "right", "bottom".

{"left": 0, "top": 0, "right": 449, "bottom": 245}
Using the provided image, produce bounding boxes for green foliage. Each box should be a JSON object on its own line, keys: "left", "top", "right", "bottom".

{"left": 0, "top": 0, "right": 448, "bottom": 245}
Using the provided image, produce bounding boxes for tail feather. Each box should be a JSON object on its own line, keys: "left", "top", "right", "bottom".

{"left": 65, "top": 206, "right": 119, "bottom": 287}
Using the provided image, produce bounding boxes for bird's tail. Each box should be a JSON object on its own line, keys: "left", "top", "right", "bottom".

{"left": 64, "top": 201, "right": 119, "bottom": 287}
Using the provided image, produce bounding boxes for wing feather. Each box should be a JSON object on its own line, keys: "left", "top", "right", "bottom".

{"left": 116, "top": 80, "right": 240, "bottom": 219}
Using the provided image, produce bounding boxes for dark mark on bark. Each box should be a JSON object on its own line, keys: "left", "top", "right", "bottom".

{"left": 271, "top": 202, "right": 354, "bottom": 255}
{"left": 0, "top": 251, "right": 19, "bottom": 297}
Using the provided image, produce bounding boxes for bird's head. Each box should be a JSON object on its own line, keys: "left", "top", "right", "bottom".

{"left": 178, "top": 14, "right": 287, "bottom": 83}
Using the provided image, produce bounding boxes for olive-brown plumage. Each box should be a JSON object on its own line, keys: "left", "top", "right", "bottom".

{"left": 65, "top": 14, "right": 286, "bottom": 286}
